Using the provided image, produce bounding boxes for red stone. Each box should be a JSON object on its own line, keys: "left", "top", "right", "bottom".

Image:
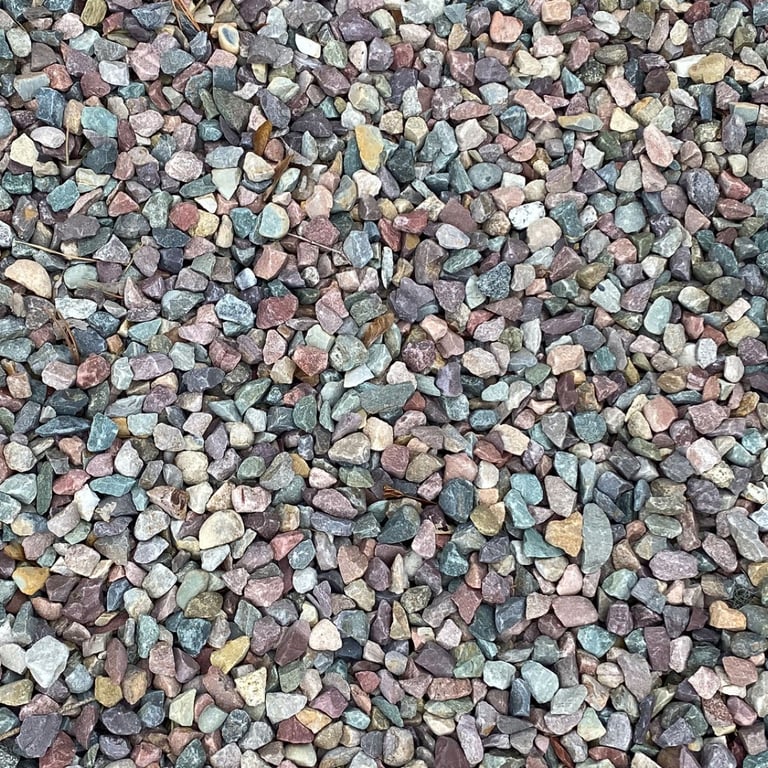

{"left": 277, "top": 717, "right": 313, "bottom": 744}
{"left": 256, "top": 294, "right": 299, "bottom": 329}
{"left": 209, "top": 338, "right": 241, "bottom": 372}
{"left": 81, "top": 71, "right": 111, "bottom": 98}
{"left": 489, "top": 12, "right": 522, "bottom": 43}
{"left": 271, "top": 531, "right": 304, "bottom": 560}
{"left": 254, "top": 246, "right": 287, "bottom": 280}
{"left": 380, "top": 444, "right": 409, "bottom": 478}
{"left": 393, "top": 210, "right": 428, "bottom": 234}
{"left": 40, "top": 732, "right": 75, "bottom": 768}
{"left": 169, "top": 202, "right": 200, "bottom": 231}
{"left": 43, "top": 64, "right": 73, "bottom": 91}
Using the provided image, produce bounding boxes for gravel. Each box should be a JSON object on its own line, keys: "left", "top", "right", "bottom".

{"left": 0, "top": 1, "right": 766, "bottom": 768}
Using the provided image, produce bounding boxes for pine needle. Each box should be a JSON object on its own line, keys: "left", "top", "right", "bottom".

{"left": 283, "top": 232, "right": 344, "bottom": 256}
{"left": 0, "top": 697, "right": 96, "bottom": 742}
{"left": 172, "top": 0, "right": 202, "bottom": 30}
{"left": 50, "top": 308, "right": 81, "bottom": 365}
{"left": 260, "top": 152, "right": 294, "bottom": 205}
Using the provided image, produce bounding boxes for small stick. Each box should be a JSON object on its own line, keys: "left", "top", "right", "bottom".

{"left": 282, "top": 232, "right": 344, "bottom": 256}
{"left": 172, "top": 0, "right": 202, "bottom": 31}
{"left": 0, "top": 697, "right": 96, "bottom": 742}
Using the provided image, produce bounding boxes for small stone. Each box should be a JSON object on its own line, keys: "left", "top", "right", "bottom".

{"left": 382, "top": 727, "right": 414, "bottom": 767}
{"left": 355, "top": 125, "right": 385, "bottom": 172}
{"left": 25, "top": 636, "right": 69, "bottom": 689}
{"left": 5, "top": 260, "right": 52, "bottom": 298}
{"left": 259, "top": 204, "right": 290, "bottom": 239}
{"left": 199, "top": 511, "right": 245, "bottom": 549}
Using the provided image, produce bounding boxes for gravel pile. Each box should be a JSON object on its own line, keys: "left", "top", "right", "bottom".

{"left": 0, "top": 0, "right": 767, "bottom": 767}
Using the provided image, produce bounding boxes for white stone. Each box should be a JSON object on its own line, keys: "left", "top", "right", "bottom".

{"left": 26, "top": 636, "right": 69, "bottom": 689}
{"left": 199, "top": 510, "right": 245, "bottom": 549}
{"left": 309, "top": 619, "right": 342, "bottom": 651}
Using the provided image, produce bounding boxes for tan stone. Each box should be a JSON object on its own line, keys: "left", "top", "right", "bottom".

{"left": 689, "top": 53, "right": 729, "bottom": 84}
{"left": 470, "top": 503, "right": 505, "bottom": 536}
{"left": 12, "top": 566, "right": 49, "bottom": 595}
{"left": 198, "top": 510, "right": 244, "bottom": 549}
{"left": 296, "top": 708, "right": 332, "bottom": 733}
{"left": 234, "top": 667, "right": 267, "bottom": 707}
{"left": 541, "top": 0, "right": 571, "bottom": 24}
{"left": 309, "top": 619, "right": 342, "bottom": 651}
{"left": 122, "top": 667, "right": 149, "bottom": 705}
{"left": 0, "top": 679, "right": 33, "bottom": 706}
{"left": 610, "top": 108, "right": 639, "bottom": 133}
{"left": 709, "top": 601, "right": 746, "bottom": 631}
{"left": 210, "top": 636, "right": 250, "bottom": 673}
{"left": 354, "top": 125, "right": 385, "bottom": 173}
{"left": 545, "top": 511, "right": 583, "bottom": 558}
{"left": 5, "top": 260, "right": 52, "bottom": 298}
{"left": 95, "top": 675, "right": 123, "bottom": 707}
{"left": 81, "top": 0, "right": 106, "bottom": 25}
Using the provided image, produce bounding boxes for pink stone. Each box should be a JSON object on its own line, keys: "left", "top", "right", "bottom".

{"left": 262, "top": 329, "right": 286, "bottom": 364}
{"left": 254, "top": 246, "right": 288, "bottom": 280}
{"left": 380, "top": 444, "right": 409, "bottom": 478}
{"left": 77, "top": 355, "right": 112, "bottom": 388}
{"left": 489, "top": 11, "right": 523, "bottom": 43}
{"left": 169, "top": 202, "right": 199, "bottom": 231}
{"left": 293, "top": 346, "right": 328, "bottom": 376}
{"left": 243, "top": 576, "right": 284, "bottom": 607}
{"left": 643, "top": 396, "right": 678, "bottom": 432}
{"left": 551, "top": 596, "right": 598, "bottom": 627}
{"left": 513, "top": 90, "right": 556, "bottom": 121}
{"left": 644, "top": 124, "right": 674, "bottom": 168}
{"left": 209, "top": 338, "right": 241, "bottom": 371}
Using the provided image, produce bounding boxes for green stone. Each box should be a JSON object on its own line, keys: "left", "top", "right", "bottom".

{"left": 523, "top": 529, "right": 562, "bottom": 558}
{"left": 509, "top": 474, "right": 543, "bottom": 504}
{"left": 136, "top": 615, "right": 159, "bottom": 658}
{"left": 87, "top": 412, "right": 118, "bottom": 452}
{"left": 378, "top": 505, "right": 420, "bottom": 544}
{"left": 643, "top": 296, "right": 672, "bottom": 335}
{"left": 198, "top": 706, "right": 227, "bottom": 734}
{"left": 46, "top": 179, "right": 79, "bottom": 211}
{"left": 293, "top": 396, "right": 317, "bottom": 431}
{"left": 577, "top": 626, "right": 616, "bottom": 657}
{"left": 235, "top": 379, "right": 271, "bottom": 412}
{"left": 439, "top": 541, "right": 468, "bottom": 576}
{"left": 0, "top": 474, "right": 36, "bottom": 503}
{"left": 81, "top": 106, "right": 118, "bottom": 136}
{"left": 504, "top": 489, "right": 535, "bottom": 529}
{"left": 176, "top": 740, "right": 206, "bottom": 768}
{"left": 161, "top": 291, "right": 204, "bottom": 321}
{"left": 90, "top": 475, "right": 135, "bottom": 496}
{"left": 372, "top": 696, "right": 403, "bottom": 727}
{"left": 573, "top": 412, "right": 607, "bottom": 444}
{"left": 454, "top": 642, "right": 486, "bottom": 678}
{"left": 520, "top": 661, "right": 558, "bottom": 703}
{"left": 602, "top": 569, "right": 637, "bottom": 600}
